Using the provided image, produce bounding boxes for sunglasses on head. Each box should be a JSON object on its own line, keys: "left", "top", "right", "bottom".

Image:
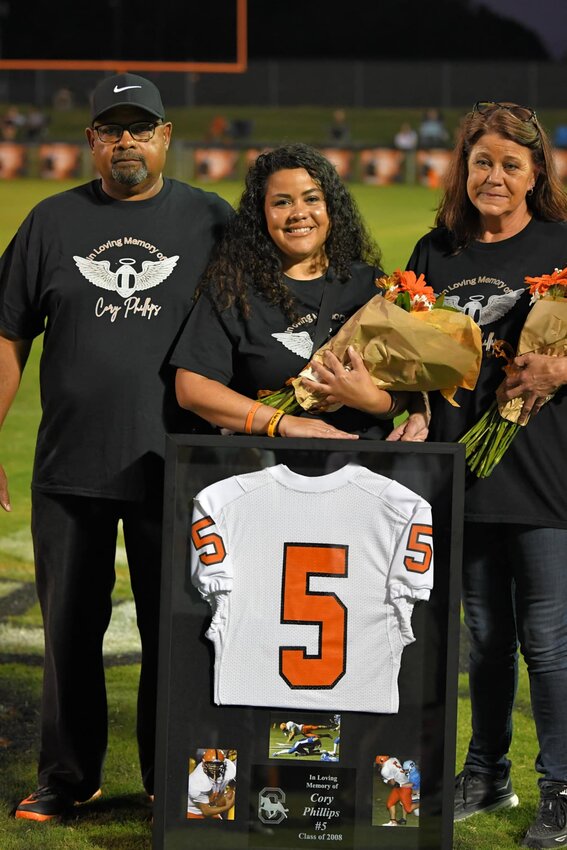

{"left": 472, "top": 101, "right": 537, "bottom": 123}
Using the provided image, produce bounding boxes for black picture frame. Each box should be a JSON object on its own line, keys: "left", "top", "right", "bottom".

{"left": 153, "top": 435, "right": 464, "bottom": 850}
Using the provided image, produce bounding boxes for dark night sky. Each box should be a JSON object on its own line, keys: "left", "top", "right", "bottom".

{"left": 474, "top": 0, "right": 567, "bottom": 60}
{"left": 0, "top": 0, "right": 562, "bottom": 63}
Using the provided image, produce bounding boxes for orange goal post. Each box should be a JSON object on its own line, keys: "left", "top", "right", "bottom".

{"left": 0, "top": 0, "right": 247, "bottom": 74}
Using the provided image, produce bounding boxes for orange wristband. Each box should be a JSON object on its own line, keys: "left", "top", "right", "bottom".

{"left": 267, "top": 409, "right": 285, "bottom": 438}
{"left": 244, "top": 401, "right": 262, "bottom": 434}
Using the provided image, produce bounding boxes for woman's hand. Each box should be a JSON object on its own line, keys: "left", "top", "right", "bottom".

{"left": 496, "top": 353, "right": 567, "bottom": 424}
{"left": 278, "top": 415, "right": 359, "bottom": 440}
{"left": 386, "top": 412, "right": 429, "bottom": 442}
{"left": 301, "top": 346, "right": 393, "bottom": 415}
{"left": 175, "top": 370, "right": 358, "bottom": 439}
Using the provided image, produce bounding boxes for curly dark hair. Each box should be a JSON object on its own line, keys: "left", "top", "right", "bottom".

{"left": 436, "top": 103, "right": 567, "bottom": 249}
{"left": 199, "top": 143, "right": 382, "bottom": 318}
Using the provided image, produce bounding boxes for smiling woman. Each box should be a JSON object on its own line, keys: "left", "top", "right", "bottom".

{"left": 466, "top": 132, "right": 536, "bottom": 238}
{"left": 171, "top": 142, "right": 429, "bottom": 441}
{"left": 405, "top": 101, "right": 567, "bottom": 847}
{"left": 263, "top": 168, "right": 330, "bottom": 278}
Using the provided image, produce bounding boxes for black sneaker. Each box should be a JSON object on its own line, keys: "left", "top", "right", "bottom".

{"left": 15, "top": 786, "right": 102, "bottom": 822}
{"left": 521, "top": 782, "right": 567, "bottom": 848}
{"left": 454, "top": 769, "right": 519, "bottom": 821}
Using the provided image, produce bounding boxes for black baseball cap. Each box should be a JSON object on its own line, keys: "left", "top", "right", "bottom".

{"left": 91, "top": 73, "right": 165, "bottom": 123}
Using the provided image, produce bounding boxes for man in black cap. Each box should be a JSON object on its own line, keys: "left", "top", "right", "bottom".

{"left": 0, "top": 73, "right": 232, "bottom": 821}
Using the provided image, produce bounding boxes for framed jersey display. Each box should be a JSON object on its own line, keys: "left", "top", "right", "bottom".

{"left": 153, "top": 435, "right": 465, "bottom": 850}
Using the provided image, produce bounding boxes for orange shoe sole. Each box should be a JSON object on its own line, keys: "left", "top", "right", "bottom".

{"left": 15, "top": 809, "right": 59, "bottom": 822}
{"left": 15, "top": 788, "right": 102, "bottom": 821}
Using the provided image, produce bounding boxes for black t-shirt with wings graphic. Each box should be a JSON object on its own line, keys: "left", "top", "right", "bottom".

{"left": 407, "top": 218, "right": 567, "bottom": 527}
{"left": 170, "top": 261, "right": 391, "bottom": 438}
{"left": 0, "top": 178, "right": 232, "bottom": 499}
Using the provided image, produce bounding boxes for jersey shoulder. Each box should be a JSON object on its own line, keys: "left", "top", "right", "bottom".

{"left": 194, "top": 467, "right": 274, "bottom": 515}
{"left": 351, "top": 467, "right": 431, "bottom": 519}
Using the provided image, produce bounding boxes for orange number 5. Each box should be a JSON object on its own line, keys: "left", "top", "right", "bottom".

{"left": 403, "top": 524, "right": 433, "bottom": 574}
{"left": 191, "top": 516, "right": 226, "bottom": 566}
{"left": 280, "top": 543, "right": 347, "bottom": 689}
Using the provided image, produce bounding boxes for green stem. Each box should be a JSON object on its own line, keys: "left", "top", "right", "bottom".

{"left": 459, "top": 401, "right": 522, "bottom": 478}
{"left": 257, "top": 386, "right": 301, "bottom": 414}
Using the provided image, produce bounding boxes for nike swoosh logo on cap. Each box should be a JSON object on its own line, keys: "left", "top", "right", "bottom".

{"left": 113, "top": 85, "right": 142, "bottom": 93}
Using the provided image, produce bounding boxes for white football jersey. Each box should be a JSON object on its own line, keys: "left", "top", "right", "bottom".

{"left": 190, "top": 464, "right": 433, "bottom": 713}
{"left": 381, "top": 757, "right": 411, "bottom": 786}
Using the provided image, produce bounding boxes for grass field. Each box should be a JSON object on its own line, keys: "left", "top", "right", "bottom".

{"left": 0, "top": 178, "right": 539, "bottom": 849}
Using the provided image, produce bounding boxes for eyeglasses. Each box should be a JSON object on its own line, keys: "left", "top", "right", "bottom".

{"left": 472, "top": 101, "right": 537, "bottom": 123}
{"left": 92, "top": 120, "right": 163, "bottom": 144}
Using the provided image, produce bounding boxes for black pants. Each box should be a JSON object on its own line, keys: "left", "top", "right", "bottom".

{"left": 31, "top": 490, "right": 163, "bottom": 800}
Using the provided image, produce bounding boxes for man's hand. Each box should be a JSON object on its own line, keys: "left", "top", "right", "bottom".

{"left": 0, "top": 464, "right": 11, "bottom": 512}
{"left": 0, "top": 334, "right": 33, "bottom": 511}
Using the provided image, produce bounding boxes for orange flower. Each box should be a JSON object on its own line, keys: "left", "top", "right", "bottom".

{"left": 383, "top": 287, "right": 400, "bottom": 303}
{"left": 409, "top": 297, "right": 432, "bottom": 313}
{"left": 375, "top": 274, "right": 401, "bottom": 302}
{"left": 393, "top": 269, "right": 436, "bottom": 303}
{"left": 375, "top": 270, "right": 437, "bottom": 311}
{"left": 525, "top": 266, "right": 567, "bottom": 298}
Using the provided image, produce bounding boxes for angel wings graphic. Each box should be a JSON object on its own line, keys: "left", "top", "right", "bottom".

{"left": 443, "top": 289, "right": 523, "bottom": 325}
{"left": 73, "top": 255, "right": 179, "bottom": 299}
{"left": 271, "top": 331, "right": 314, "bottom": 358}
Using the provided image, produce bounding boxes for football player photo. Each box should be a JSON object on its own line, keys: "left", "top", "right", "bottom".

{"left": 372, "top": 753, "right": 421, "bottom": 828}
{"left": 269, "top": 712, "right": 341, "bottom": 761}
{"left": 186, "top": 747, "right": 237, "bottom": 820}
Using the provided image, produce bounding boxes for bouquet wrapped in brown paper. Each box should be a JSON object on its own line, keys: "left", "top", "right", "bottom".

{"left": 259, "top": 270, "right": 482, "bottom": 414}
{"left": 460, "top": 266, "right": 567, "bottom": 477}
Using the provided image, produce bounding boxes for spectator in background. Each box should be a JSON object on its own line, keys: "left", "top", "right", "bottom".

{"left": 25, "top": 107, "right": 49, "bottom": 141}
{"left": 393, "top": 122, "right": 418, "bottom": 152}
{"left": 0, "top": 106, "right": 26, "bottom": 141}
{"left": 553, "top": 124, "right": 567, "bottom": 149}
{"left": 230, "top": 118, "right": 254, "bottom": 141}
{"left": 328, "top": 109, "right": 351, "bottom": 145}
{"left": 207, "top": 114, "right": 231, "bottom": 143}
{"left": 418, "top": 108, "right": 449, "bottom": 148}
{"left": 394, "top": 122, "right": 418, "bottom": 184}
{"left": 52, "top": 87, "right": 74, "bottom": 111}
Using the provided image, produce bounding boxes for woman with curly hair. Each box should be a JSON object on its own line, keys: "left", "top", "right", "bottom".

{"left": 172, "top": 143, "right": 428, "bottom": 440}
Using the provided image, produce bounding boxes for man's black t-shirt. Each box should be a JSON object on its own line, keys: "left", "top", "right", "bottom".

{"left": 171, "top": 262, "right": 391, "bottom": 438}
{"left": 407, "top": 219, "right": 567, "bottom": 527}
{"left": 0, "top": 178, "right": 232, "bottom": 499}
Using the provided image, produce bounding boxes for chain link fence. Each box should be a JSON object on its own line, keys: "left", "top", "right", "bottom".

{"left": 1, "top": 60, "right": 567, "bottom": 110}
